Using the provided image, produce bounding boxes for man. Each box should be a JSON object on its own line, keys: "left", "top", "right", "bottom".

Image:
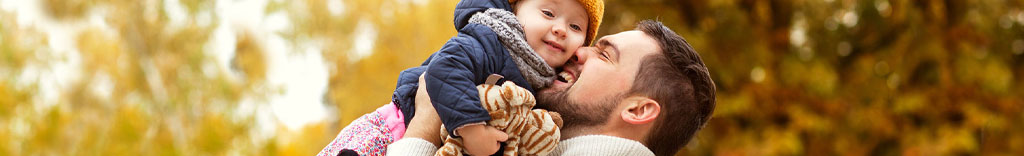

{"left": 390, "top": 20, "right": 716, "bottom": 156}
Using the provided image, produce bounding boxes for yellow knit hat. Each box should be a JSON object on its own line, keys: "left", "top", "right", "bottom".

{"left": 510, "top": 0, "right": 605, "bottom": 45}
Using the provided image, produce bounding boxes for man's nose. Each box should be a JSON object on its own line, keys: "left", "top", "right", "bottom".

{"left": 572, "top": 47, "right": 598, "bottom": 64}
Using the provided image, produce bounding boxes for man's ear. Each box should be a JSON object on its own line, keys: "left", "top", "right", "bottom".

{"left": 620, "top": 96, "right": 660, "bottom": 125}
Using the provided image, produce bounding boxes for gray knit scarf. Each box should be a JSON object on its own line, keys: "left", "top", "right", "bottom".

{"left": 468, "top": 8, "right": 557, "bottom": 89}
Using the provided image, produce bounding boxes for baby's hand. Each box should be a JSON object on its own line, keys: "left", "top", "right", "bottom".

{"left": 457, "top": 124, "right": 509, "bottom": 156}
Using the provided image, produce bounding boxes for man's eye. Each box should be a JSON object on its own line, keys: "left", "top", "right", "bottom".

{"left": 600, "top": 50, "right": 610, "bottom": 59}
{"left": 542, "top": 10, "right": 554, "bottom": 17}
{"left": 570, "top": 24, "right": 582, "bottom": 31}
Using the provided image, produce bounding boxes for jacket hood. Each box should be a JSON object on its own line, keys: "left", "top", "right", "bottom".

{"left": 453, "top": 0, "right": 514, "bottom": 30}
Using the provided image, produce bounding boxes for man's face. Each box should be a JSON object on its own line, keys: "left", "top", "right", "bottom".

{"left": 537, "top": 30, "right": 661, "bottom": 127}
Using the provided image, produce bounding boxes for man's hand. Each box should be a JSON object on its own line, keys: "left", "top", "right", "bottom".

{"left": 457, "top": 124, "right": 509, "bottom": 156}
{"left": 402, "top": 73, "right": 443, "bottom": 146}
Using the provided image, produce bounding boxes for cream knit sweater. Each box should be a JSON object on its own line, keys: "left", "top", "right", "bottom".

{"left": 386, "top": 135, "right": 654, "bottom": 156}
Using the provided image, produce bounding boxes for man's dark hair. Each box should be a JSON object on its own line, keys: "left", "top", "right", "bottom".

{"left": 630, "top": 20, "right": 717, "bottom": 156}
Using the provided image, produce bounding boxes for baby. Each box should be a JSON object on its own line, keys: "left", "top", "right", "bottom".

{"left": 318, "top": 0, "right": 603, "bottom": 155}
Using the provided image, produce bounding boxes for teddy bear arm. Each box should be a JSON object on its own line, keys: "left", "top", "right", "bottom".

{"left": 507, "top": 109, "right": 561, "bottom": 155}
{"left": 435, "top": 136, "right": 465, "bottom": 156}
{"left": 547, "top": 111, "right": 563, "bottom": 128}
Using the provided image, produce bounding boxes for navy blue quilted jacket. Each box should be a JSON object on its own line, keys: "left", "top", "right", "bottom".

{"left": 390, "top": 0, "right": 535, "bottom": 137}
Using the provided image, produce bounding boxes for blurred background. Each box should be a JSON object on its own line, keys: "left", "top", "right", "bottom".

{"left": 0, "top": 0, "right": 1022, "bottom": 155}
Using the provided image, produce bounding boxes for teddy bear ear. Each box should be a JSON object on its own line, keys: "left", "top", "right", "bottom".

{"left": 485, "top": 74, "right": 504, "bottom": 85}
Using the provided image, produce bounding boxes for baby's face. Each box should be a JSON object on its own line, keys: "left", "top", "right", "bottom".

{"left": 514, "top": 0, "right": 588, "bottom": 67}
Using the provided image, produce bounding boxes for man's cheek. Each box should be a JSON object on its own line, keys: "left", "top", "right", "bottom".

{"left": 568, "top": 83, "right": 602, "bottom": 103}
{"left": 567, "top": 92, "right": 588, "bottom": 104}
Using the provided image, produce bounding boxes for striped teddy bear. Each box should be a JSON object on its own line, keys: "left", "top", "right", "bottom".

{"left": 436, "top": 74, "right": 563, "bottom": 156}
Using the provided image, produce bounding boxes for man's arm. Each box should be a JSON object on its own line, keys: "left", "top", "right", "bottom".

{"left": 387, "top": 74, "right": 443, "bottom": 156}
{"left": 410, "top": 74, "right": 443, "bottom": 146}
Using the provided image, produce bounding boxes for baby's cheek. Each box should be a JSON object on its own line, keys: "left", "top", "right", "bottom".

{"left": 570, "top": 34, "right": 585, "bottom": 47}
{"left": 562, "top": 47, "right": 576, "bottom": 60}
{"left": 567, "top": 41, "right": 583, "bottom": 55}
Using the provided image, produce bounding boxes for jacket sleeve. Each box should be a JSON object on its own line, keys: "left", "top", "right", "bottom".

{"left": 424, "top": 30, "right": 499, "bottom": 137}
{"left": 391, "top": 66, "right": 427, "bottom": 125}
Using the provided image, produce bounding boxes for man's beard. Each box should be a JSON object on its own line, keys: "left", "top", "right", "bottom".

{"left": 536, "top": 88, "right": 620, "bottom": 129}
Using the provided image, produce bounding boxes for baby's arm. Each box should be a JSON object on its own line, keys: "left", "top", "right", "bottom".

{"left": 424, "top": 35, "right": 493, "bottom": 136}
{"left": 423, "top": 33, "right": 507, "bottom": 155}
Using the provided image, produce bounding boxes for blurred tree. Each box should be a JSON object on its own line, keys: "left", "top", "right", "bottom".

{"left": 594, "top": 0, "right": 1023, "bottom": 155}
{"left": 1, "top": 0, "right": 1022, "bottom": 155}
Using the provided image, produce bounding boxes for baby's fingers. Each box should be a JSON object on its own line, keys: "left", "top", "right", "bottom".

{"left": 487, "top": 126, "right": 509, "bottom": 142}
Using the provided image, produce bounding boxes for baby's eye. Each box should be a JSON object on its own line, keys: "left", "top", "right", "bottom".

{"left": 569, "top": 24, "right": 582, "bottom": 31}
{"left": 542, "top": 10, "right": 554, "bottom": 17}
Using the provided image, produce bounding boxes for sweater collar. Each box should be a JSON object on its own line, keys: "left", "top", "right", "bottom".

{"left": 549, "top": 135, "right": 655, "bottom": 156}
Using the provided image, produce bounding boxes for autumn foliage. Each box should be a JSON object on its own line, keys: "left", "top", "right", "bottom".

{"left": 0, "top": 0, "right": 1021, "bottom": 155}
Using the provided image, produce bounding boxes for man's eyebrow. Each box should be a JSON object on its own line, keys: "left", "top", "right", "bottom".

{"left": 599, "top": 39, "right": 620, "bottom": 62}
